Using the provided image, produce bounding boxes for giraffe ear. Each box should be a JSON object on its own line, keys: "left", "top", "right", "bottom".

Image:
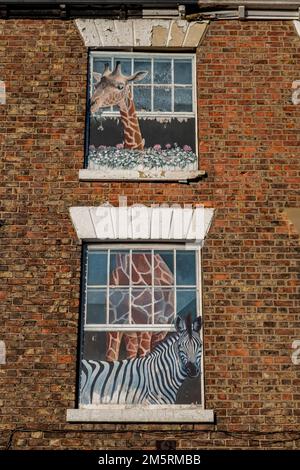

{"left": 93, "top": 72, "right": 102, "bottom": 84}
{"left": 127, "top": 71, "right": 148, "bottom": 83}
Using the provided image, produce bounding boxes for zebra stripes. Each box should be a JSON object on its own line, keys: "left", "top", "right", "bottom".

{"left": 80, "top": 316, "right": 202, "bottom": 405}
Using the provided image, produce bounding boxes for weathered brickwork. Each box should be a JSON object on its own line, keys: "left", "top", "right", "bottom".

{"left": 0, "top": 19, "right": 299, "bottom": 449}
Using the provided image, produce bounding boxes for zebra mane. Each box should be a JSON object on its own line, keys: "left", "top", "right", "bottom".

{"left": 148, "top": 331, "right": 178, "bottom": 356}
{"left": 186, "top": 314, "right": 193, "bottom": 338}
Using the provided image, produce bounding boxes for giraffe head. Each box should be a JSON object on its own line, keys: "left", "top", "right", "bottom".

{"left": 90, "top": 62, "right": 148, "bottom": 114}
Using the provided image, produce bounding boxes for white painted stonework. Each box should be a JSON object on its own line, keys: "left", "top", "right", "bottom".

{"left": 294, "top": 20, "right": 300, "bottom": 37}
{"left": 75, "top": 18, "right": 208, "bottom": 48}
{"left": 69, "top": 204, "right": 215, "bottom": 245}
{"left": 67, "top": 405, "right": 214, "bottom": 423}
{"left": 0, "top": 80, "right": 5, "bottom": 104}
{"left": 0, "top": 340, "right": 6, "bottom": 364}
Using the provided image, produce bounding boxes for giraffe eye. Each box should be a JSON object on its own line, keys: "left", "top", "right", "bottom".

{"left": 117, "top": 83, "right": 124, "bottom": 90}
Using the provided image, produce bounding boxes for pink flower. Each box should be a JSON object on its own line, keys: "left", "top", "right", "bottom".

{"left": 116, "top": 143, "right": 124, "bottom": 149}
{"left": 165, "top": 143, "right": 171, "bottom": 149}
{"left": 99, "top": 145, "right": 107, "bottom": 150}
{"left": 153, "top": 144, "right": 162, "bottom": 151}
{"left": 183, "top": 145, "right": 192, "bottom": 152}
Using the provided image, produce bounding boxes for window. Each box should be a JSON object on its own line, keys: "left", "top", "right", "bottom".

{"left": 87, "top": 52, "right": 197, "bottom": 174}
{"left": 79, "top": 244, "right": 203, "bottom": 407}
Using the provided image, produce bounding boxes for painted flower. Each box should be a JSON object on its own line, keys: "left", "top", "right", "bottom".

{"left": 116, "top": 143, "right": 124, "bottom": 149}
{"left": 98, "top": 145, "right": 107, "bottom": 150}
{"left": 153, "top": 144, "right": 162, "bottom": 151}
{"left": 165, "top": 143, "right": 171, "bottom": 149}
{"left": 183, "top": 145, "right": 192, "bottom": 152}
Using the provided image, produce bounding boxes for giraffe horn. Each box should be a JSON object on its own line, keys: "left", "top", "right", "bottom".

{"left": 112, "top": 61, "right": 122, "bottom": 76}
{"left": 103, "top": 63, "right": 111, "bottom": 76}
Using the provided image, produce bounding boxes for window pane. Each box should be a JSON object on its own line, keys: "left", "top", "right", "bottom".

{"left": 132, "top": 251, "right": 152, "bottom": 285}
{"left": 134, "top": 86, "right": 151, "bottom": 112}
{"left": 132, "top": 288, "right": 152, "bottom": 324}
{"left": 87, "top": 251, "right": 107, "bottom": 286}
{"left": 93, "top": 58, "right": 112, "bottom": 76}
{"left": 154, "top": 87, "right": 172, "bottom": 112}
{"left": 82, "top": 331, "right": 107, "bottom": 361}
{"left": 174, "top": 87, "right": 193, "bottom": 113}
{"left": 154, "top": 59, "right": 171, "bottom": 84}
{"left": 176, "top": 251, "right": 196, "bottom": 285}
{"left": 113, "top": 57, "right": 132, "bottom": 76}
{"left": 134, "top": 59, "right": 151, "bottom": 84}
{"left": 110, "top": 251, "right": 130, "bottom": 286}
{"left": 176, "top": 289, "right": 197, "bottom": 320}
{"left": 154, "top": 251, "right": 174, "bottom": 285}
{"left": 154, "top": 288, "right": 175, "bottom": 324}
{"left": 86, "top": 289, "right": 106, "bottom": 324}
{"left": 174, "top": 59, "right": 192, "bottom": 84}
{"left": 109, "top": 288, "right": 129, "bottom": 324}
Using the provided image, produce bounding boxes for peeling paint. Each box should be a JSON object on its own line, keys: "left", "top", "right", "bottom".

{"left": 134, "top": 20, "right": 154, "bottom": 47}
{"left": 168, "top": 21, "right": 187, "bottom": 47}
{"left": 183, "top": 22, "right": 208, "bottom": 48}
{"left": 75, "top": 18, "right": 208, "bottom": 48}
{"left": 152, "top": 25, "right": 168, "bottom": 47}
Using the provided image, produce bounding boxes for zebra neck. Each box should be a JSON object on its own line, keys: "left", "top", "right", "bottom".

{"left": 146, "top": 336, "right": 187, "bottom": 403}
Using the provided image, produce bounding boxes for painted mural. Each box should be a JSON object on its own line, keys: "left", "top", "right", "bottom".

{"left": 80, "top": 316, "right": 202, "bottom": 406}
{"left": 79, "top": 248, "right": 202, "bottom": 406}
{"left": 87, "top": 53, "right": 197, "bottom": 173}
{"left": 106, "top": 252, "right": 174, "bottom": 361}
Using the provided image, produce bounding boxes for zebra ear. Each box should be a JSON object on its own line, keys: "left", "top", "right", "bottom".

{"left": 193, "top": 316, "right": 202, "bottom": 333}
{"left": 175, "top": 316, "right": 185, "bottom": 333}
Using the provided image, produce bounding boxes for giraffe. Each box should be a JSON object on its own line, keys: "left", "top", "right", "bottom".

{"left": 90, "top": 62, "right": 148, "bottom": 150}
{"left": 106, "top": 252, "right": 175, "bottom": 361}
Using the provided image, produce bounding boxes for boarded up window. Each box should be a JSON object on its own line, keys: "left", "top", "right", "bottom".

{"left": 87, "top": 52, "right": 197, "bottom": 174}
{"left": 79, "top": 245, "right": 203, "bottom": 407}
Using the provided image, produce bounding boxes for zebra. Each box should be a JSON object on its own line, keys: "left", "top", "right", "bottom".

{"left": 80, "top": 315, "right": 202, "bottom": 405}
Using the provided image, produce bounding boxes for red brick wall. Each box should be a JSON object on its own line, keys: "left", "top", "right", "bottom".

{"left": 0, "top": 19, "right": 299, "bottom": 449}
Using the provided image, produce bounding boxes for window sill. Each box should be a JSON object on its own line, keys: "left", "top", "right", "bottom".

{"left": 66, "top": 406, "right": 214, "bottom": 423}
{"left": 79, "top": 169, "right": 206, "bottom": 182}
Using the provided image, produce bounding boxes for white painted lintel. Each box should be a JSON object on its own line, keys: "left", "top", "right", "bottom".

{"left": 294, "top": 20, "right": 300, "bottom": 37}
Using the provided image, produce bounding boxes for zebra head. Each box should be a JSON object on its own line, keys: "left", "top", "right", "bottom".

{"left": 175, "top": 315, "right": 202, "bottom": 378}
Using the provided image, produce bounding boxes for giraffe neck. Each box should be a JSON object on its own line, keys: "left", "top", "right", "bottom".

{"left": 119, "top": 91, "right": 144, "bottom": 150}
